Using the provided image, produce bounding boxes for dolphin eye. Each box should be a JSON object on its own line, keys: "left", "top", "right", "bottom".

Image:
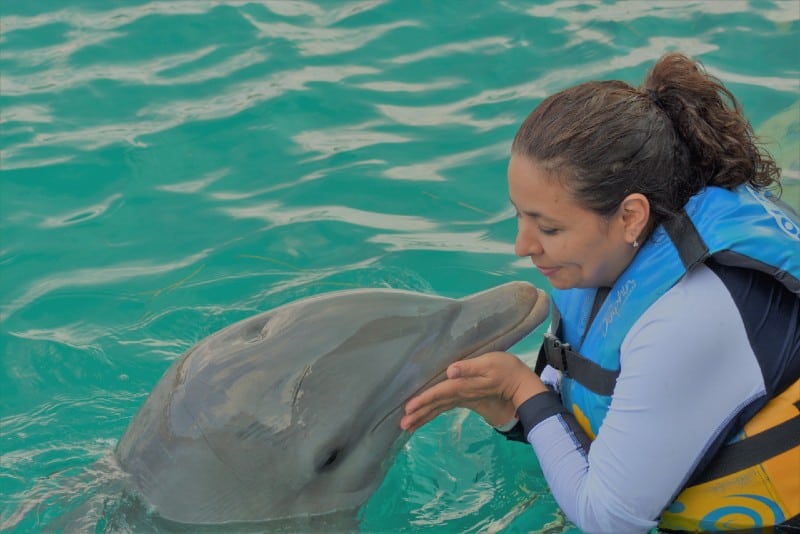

{"left": 316, "top": 448, "right": 342, "bottom": 472}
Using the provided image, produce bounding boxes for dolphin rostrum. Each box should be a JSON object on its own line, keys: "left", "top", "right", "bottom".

{"left": 114, "top": 281, "right": 549, "bottom": 526}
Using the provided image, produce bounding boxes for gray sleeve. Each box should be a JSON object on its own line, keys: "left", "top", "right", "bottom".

{"left": 524, "top": 264, "right": 768, "bottom": 534}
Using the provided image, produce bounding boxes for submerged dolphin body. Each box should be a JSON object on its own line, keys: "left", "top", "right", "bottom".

{"left": 115, "top": 281, "right": 549, "bottom": 525}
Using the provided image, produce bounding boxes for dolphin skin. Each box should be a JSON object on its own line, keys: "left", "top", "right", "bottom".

{"left": 114, "top": 281, "right": 549, "bottom": 526}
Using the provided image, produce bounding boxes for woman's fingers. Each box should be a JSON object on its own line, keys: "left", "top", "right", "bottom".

{"left": 400, "top": 404, "right": 449, "bottom": 433}
{"left": 400, "top": 397, "right": 456, "bottom": 432}
{"left": 401, "top": 379, "right": 460, "bottom": 431}
{"left": 402, "top": 354, "right": 509, "bottom": 432}
{"left": 404, "top": 375, "right": 458, "bottom": 413}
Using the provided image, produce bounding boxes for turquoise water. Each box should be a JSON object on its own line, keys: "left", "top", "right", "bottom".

{"left": 1, "top": 1, "right": 798, "bottom": 532}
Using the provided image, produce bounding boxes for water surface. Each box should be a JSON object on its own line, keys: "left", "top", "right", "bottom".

{"left": 1, "top": 1, "right": 798, "bottom": 531}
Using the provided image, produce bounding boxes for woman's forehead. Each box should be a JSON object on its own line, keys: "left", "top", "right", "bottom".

{"left": 508, "top": 158, "right": 574, "bottom": 204}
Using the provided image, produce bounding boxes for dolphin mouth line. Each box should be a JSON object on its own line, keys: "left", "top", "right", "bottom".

{"left": 370, "top": 299, "right": 543, "bottom": 435}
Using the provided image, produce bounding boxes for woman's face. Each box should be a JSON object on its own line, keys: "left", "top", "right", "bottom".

{"left": 508, "top": 155, "right": 635, "bottom": 289}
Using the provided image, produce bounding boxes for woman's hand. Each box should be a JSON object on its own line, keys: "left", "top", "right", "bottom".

{"left": 400, "top": 351, "right": 548, "bottom": 433}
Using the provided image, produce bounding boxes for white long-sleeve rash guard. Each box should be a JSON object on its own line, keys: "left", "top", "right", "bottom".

{"left": 515, "top": 262, "right": 799, "bottom": 534}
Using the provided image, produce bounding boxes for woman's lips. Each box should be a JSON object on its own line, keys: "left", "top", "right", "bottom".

{"left": 536, "top": 265, "right": 560, "bottom": 277}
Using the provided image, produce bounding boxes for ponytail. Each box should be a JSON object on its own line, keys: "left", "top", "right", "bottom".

{"left": 641, "top": 53, "right": 780, "bottom": 192}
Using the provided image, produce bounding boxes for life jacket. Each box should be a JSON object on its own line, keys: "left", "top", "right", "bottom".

{"left": 542, "top": 185, "right": 800, "bottom": 531}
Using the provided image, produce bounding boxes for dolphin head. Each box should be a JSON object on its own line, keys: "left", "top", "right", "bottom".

{"left": 115, "top": 281, "right": 548, "bottom": 525}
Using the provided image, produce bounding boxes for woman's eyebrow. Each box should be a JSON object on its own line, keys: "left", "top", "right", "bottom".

{"left": 509, "top": 197, "right": 544, "bottom": 218}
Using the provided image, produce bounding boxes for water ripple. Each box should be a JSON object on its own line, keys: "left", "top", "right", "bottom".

{"left": 1, "top": 250, "right": 213, "bottom": 323}
{"left": 242, "top": 13, "right": 417, "bottom": 56}
{"left": 139, "top": 65, "right": 378, "bottom": 122}
{"left": 263, "top": 0, "right": 386, "bottom": 24}
{"left": 155, "top": 169, "right": 229, "bottom": 194}
{"left": 293, "top": 120, "right": 411, "bottom": 161}
{"left": 2, "top": 2, "right": 798, "bottom": 531}
{"left": 2, "top": 2, "right": 241, "bottom": 35}
{"left": 368, "top": 231, "right": 512, "bottom": 254}
{"left": 9, "top": 325, "right": 108, "bottom": 353}
{"left": 384, "top": 143, "right": 509, "bottom": 182}
{"left": 389, "top": 36, "right": 515, "bottom": 65}
{"left": 527, "top": 0, "right": 790, "bottom": 23}
{"left": 356, "top": 78, "right": 464, "bottom": 93}
{"left": 221, "top": 201, "right": 437, "bottom": 231}
{"left": 3, "top": 45, "right": 217, "bottom": 95}
{"left": 40, "top": 194, "right": 123, "bottom": 228}
{"left": 0, "top": 104, "right": 53, "bottom": 124}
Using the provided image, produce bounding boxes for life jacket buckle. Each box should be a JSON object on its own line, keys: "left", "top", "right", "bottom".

{"left": 543, "top": 333, "right": 571, "bottom": 373}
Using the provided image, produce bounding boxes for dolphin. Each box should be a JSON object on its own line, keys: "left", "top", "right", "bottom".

{"left": 114, "top": 281, "right": 549, "bottom": 526}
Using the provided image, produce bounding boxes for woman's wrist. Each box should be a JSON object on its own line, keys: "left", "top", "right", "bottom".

{"left": 478, "top": 400, "right": 518, "bottom": 428}
{"left": 511, "top": 376, "right": 549, "bottom": 409}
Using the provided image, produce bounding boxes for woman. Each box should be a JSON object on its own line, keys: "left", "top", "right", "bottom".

{"left": 400, "top": 53, "right": 800, "bottom": 533}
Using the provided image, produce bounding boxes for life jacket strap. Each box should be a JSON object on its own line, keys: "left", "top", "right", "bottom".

{"left": 663, "top": 209, "right": 710, "bottom": 269}
{"left": 542, "top": 333, "right": 620, "bottom": 396}
{"left": 692, "top": 411, "right": 800, "bottom": 485}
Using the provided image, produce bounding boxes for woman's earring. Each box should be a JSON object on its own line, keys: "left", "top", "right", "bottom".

{"left": 633, "top": 239, "right": 639, "bottom": 249}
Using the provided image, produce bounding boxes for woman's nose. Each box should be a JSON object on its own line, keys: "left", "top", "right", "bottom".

{"left": 515, "top": 221, "right": 543, "bottom": 257}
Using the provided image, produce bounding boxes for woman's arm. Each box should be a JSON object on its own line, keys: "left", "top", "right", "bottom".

{"left": 526, "top": 264, "right": 767, "bottom": 533}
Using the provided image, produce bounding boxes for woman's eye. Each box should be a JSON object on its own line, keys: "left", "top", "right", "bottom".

{"left": 539, "top": 227, "right": 560, "bottom": 236}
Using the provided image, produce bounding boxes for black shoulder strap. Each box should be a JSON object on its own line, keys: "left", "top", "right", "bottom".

{"left": 662, "top": 209, "right": 710, "bottom": 269}
{"left": 692, "top": 412, "right": 800, "bottom": 485}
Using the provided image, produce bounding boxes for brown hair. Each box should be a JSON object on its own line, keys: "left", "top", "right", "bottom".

{"left": 511, "top": 52, "right": 781, "bottom": 225}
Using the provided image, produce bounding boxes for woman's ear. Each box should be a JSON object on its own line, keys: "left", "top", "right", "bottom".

{"left": 620, "top": 193, "right": 650, "bottom": 245}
